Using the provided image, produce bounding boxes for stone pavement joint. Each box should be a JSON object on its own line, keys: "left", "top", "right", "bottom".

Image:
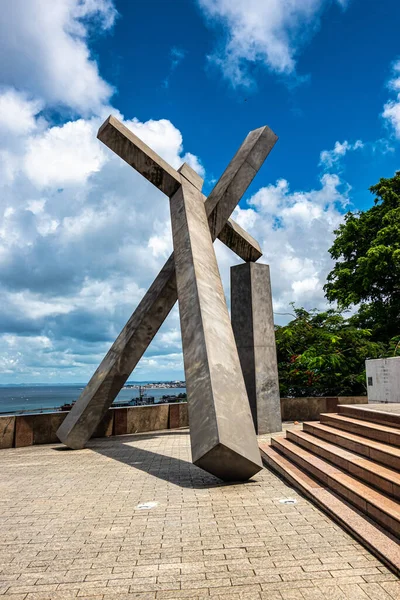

{"left": 0, "top": 430, "right": 398, "bottom": 599}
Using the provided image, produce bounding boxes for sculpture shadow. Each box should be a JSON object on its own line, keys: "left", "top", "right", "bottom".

{"left": 88, "top": 430, "right": 260, "bottom": 490}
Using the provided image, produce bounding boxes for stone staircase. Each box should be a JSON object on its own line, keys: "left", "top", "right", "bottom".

{"left": 260, "top": 404, "right": 400, "bottom": 575}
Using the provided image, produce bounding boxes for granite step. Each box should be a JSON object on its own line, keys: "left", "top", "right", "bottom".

{"left": 287, "top": 428, "right": 400, "bottom": 500}
{"left": 301, "top": 420, "right": 400, "bottom": 470}
{"left": 270, "top": 436, "right": 400, "bottom": 538}
{"left": 339, "top": 404, "right": 400, "bottom": 428}
{"left": 320, "top": 412, "right": 400, "bottom": 447}
{"left": 260, "top": 442, "right": 400, "bottom": 576}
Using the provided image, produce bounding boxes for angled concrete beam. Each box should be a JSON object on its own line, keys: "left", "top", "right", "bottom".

{"left": 57, "top": 121, "right": 277, "bottom": 450}
{"left": 98, "top": 116, "right": 181, "bottom": 197}
{"left": 205, "top": 126, "right": 278, "bottom": 237}
{"left": 170, "top": 179, "right": 262, "bottom": 480}
{"left": 219, "top": 217, "right": 262, "bottom": 262}
{"left": 57, "top": 254, "right": 178, "bottom": 450}
{"left": 98, "top": 115, "right": 264, "bottom": 263}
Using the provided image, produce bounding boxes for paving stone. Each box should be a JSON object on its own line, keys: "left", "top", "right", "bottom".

{"left": 0, "top": 431, "right": 397, "bottom": 600}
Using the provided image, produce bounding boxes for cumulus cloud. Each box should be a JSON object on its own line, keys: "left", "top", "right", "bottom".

{"left": 0, "top": 0, "right": 352, "bottom": 383}
{"left": 0, "top": 87, "right": 205, "bottom": 381}
{"left": 0, "top": 89, "right": 43, "bottom": 136}
{"left": 0, "top": 0, "right": 117, "bottom": 115}
{"left": 0, "top": 87, "right": 350, "bottom": 381}
{"left": 24, "top": 119, "right": 107, "bottom": 188}
{"left": 0, "top": 89, "right": 351, "bottom": 381}
{"left": 197, "top": 0, "right": 349, "bottom": 86}
{"left": 213, "top": 172, "right": 349, "bottom": 324}
{"left": 383, "top": 59, "right": 400, "bottom": 138}
{"left": 319, "top": 137, "right": 394, "bottom": 172}
{"left": 319, "top": 140, "right": 364, "bottom": 168}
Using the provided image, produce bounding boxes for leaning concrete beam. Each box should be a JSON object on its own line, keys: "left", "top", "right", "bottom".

{"left": 231, "top": 262, "right": 282, "bottom": 435}
{"left": 170, "top": 179, "right": 262, "bottom": 480}
{"left": 57, "top": 254, "right": 178, "bottom": 449}
{"left": 57, "top": 124, "right": 277, "bottom": 449}
{"left": 218, "top": 219, "right": 262, "bottom": 263}
{"left": 98, "top": 116, "right": 181, "bottom": 197}
{"left": 205, "top": 126, "right": 278, "bottom": 237}
{"left": 98, "top": 116, "right": 265, "bottom": 263}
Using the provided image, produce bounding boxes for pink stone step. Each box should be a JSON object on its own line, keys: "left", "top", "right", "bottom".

{"left": 339, "top": 404, "right": 400, "bottom": 428}
{"left": 301, "top": 420, "right": 400, "bottom": 470}
{"left": 259, "top": 442, "right": 400, "bottom": 577}
{"left": 288, "top": 428, "right": 400, "bottom": 500}
{"left": 320, "top": 413, "right": 400, "bottom": 447}
{"left": 270, "top": 436, "right": 400, "bottom": 538}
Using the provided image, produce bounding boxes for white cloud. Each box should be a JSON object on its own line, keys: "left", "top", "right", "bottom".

{"left": 0, "top": 0, "right": 117, "bottom": 115}
{"left": 215, "top": 172, "right": 349, "bottom": 321}
{"left": 197, "top": 0, "right": 349, "bottom": 86}
{"left": 388, "top": 60, "right": 400, "bottom": 92}
{"left": 0, "top": 0, "right": 201, "bottom": 383}
{"left": 24, "top": 119, "right": 107, "bottom": 187}
{"left": 320, "top": 139, "right": 364, "bottom": 168}
{"left": 0, "top": 97, "right": 356, "bottom": 382}
{"left": 320, "top": 137, "right": 395, "bottom": 171}
{"left": 0, "top": 0, "right": 355, "bottom": 383}
{"left": 383, "top": 59, "right": 400, "bottom": 138}
{"left": 383, "top": 102, "right": 400, "bottom": 139}
{"left": 148, "top": 222, "right": 173, "bottom": 259}
{"left": 0, "top": 102, "right": 204, "bottom": 381}
{"left": 0, "top": 96, "right": 352, "bottom": 380}
{"left": 0, "top": 89, "right": 43, "bottom": 135}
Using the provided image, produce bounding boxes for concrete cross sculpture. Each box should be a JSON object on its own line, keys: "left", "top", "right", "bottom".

{"left": 57, "top": 116, "right": 278, "bottom": 481}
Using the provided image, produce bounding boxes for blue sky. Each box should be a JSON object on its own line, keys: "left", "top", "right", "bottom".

{"left": 0, "top": 0, "right": 399, "bottom": 384}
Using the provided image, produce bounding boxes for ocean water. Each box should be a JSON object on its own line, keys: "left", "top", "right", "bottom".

{"left": 0, "top": 384, "right": 186, "bottom": 415}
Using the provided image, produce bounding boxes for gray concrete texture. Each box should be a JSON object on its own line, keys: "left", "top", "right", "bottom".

{"left": 58, "top": 117, "right": 277, "bottom": 477}
{"left": 97, "top": 116, "right": 263, "bottom": 263}
{"left": 231, "top": 262, "right": 282, "bottom": 435}
{"left": 170, "top": 179, "right": 262, "bottom": 480}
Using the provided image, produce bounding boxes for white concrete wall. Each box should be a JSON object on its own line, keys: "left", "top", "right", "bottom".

{"left": 366, "top": 357, "right": 400, "bottom": 403}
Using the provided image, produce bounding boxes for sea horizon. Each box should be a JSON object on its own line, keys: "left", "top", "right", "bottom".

{"left": 0, "top": 380, "right": 184, "bottom": 387}
{"left": 0, "top": 383, "right": 186, "bottom": 415}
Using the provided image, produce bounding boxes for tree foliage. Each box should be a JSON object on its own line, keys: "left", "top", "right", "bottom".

{"left": 275, "top": 306, "right": 385, "bottom": 397}
{"left": 324, "top": 172, "right": 400, "bottom": 342}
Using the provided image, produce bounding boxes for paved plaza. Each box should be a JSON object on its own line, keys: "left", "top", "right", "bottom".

{"left": 0, "top": 429, "right": 399, "bottom": 600}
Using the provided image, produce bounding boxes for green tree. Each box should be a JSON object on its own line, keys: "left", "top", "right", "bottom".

{"left": 275, "top": 306, "right": 385, "bottom": 397}
{"left": 324, "top": 171, "right": 400, "bottom": 342}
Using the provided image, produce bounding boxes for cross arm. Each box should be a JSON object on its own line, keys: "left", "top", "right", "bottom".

{"left": 220, "top": 218, "right": 262, "bottom": 262}
{"left": 98, "top": 115, "right": 263, "bottom": 262}
{"left": 98, "top": 115, "right": 181, "bottom": 197}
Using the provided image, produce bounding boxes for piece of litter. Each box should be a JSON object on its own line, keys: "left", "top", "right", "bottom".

{"left": 136, "top": 502, "right": 158, "bottom": 510}
{"left": 279, "top": 498, "right": 297, "bottom": 505}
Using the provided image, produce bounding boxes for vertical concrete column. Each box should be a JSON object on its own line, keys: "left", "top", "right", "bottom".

{"left": 231, "top": 263, "right": 282, "bottom": 434}
{"left": 170, "top": 179, "right": 262, "bottom": 481}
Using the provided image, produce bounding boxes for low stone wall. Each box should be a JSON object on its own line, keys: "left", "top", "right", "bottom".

{"left": 0, "top": 396, "right": 362, "bottom": 449}
{"left": 0, "top": 403, "right": 189, "bottom": 449}
{"left": 280, "top": 396, "right": 366, "bottom": 422}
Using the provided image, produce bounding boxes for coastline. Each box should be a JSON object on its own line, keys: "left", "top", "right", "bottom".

{"left": 0, "top": 383, "right": 186, "bottom": 415}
